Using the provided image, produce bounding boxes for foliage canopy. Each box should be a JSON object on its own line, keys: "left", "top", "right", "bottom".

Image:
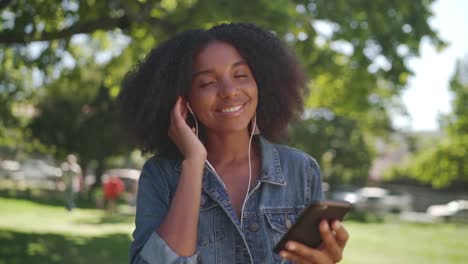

{"left": 0, "top": 0, "right": 444, "bottom": 184}
{"left": 387, "top": 57, "right": 468, "bottom": 188}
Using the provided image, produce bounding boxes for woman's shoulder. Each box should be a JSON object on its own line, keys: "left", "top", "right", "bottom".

{"left": 142, "top": 156, "right": 176, "bottom": 170}
{"left": 264, "top": 139, "right": 320, "bottom": 169}
{"left": 273, "top": 143, "right": 312, "bottom": 158}
{"left": 261, "top": 138, "right": 324, "bottom": 200}
{"left": 139, "top": 156, "right": 182, "bottom": 186}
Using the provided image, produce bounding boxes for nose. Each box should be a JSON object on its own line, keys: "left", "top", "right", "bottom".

{"left": 218, "top": 77, "right": 238, "bottom": 98}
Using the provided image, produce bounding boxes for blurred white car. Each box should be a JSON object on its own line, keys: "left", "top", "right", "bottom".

{"left": 332, "top": 187, "right": 412, "bottom": 217}
{"left": 2, "top": 159, "right": 63, "bottom": 190}
{"left": 427, "top": 200, "right": 468, "bottom": 222}
{"left": 383, "top": 190, "right": 413, "bottom": 213}
{"left": 354, "top": 187, "right": 389, "bottom": 217}
{"left": 21, "top": 159, "right": 62, "bottom": 179}
{"left": 329, "top": 187, "right": 360, "bottom": 204}
{"left": 0, "top": 160, "right": 22, "bottom": 180}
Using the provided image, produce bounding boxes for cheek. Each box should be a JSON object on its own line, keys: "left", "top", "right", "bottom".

{"left": 239, "top": 78, "right": 258, "bottom": 98}
{"left": 250, "top": 84, "right": 259, "bottom": 105}
{"left": 187, "top": 93, "right": 215, "bottom": 119}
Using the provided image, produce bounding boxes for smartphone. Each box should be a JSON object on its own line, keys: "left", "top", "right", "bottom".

{"left": 273, "top": 200, "right": 351, "bottom": 253}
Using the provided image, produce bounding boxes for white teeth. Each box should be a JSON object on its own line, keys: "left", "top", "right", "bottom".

{"left": 221, "top": 105, "right": 242, "bottom": 113}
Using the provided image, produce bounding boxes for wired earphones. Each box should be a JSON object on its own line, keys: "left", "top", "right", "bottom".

{"left": 186, "top": 101, "right": 255, "bottom": 264}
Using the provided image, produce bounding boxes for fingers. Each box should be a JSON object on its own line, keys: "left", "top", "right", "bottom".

{"left": 173, "top": 97, "right": 187, "bottom": 120}
{"left": 169, "top": 97, "right": 186, "bottom": 141}
{"left": 278, "top": 221, "right": 349, "bottom": 264}
{"left": 319, "top": 220, "right": 343, "bottom": 262}
{"left": 170, "top": 97, "right": 188, "bottom": 129}
{"left": 280, "top": 250, "right": 311, "bottom": 264}
{"left": 179, "top": 97, "right": 188, "bottom": 120}
{"left": 280, "top": 242, "right": 330, "bottom": 264}
{"left": 332, "top": 220, "right": 349, "bottom": 248}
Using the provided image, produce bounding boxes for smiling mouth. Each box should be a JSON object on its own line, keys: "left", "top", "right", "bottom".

{"left": 221, "top": 104, "right": 244, "bottom": 113}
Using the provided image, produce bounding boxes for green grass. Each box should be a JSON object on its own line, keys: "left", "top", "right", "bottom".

{"left": 0, "top": 230, "right": 130, "bottom": 264}
{"left": 0, "top": 197, "right": 134, "bottom": 264}
{"left": 343, "top": 221, "right": 468, "bottom": 264}
{"left": 0, "top": 197, "right": 134, "bottom": 235}
{"left": 1, "top": 197, "right": 467, "bottom": 264}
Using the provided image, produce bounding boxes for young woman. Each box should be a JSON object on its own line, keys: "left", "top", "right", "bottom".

{"left": 119, "top": 23, "right": 348, "bottom": 264}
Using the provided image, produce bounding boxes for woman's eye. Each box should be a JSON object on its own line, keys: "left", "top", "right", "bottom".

{"left": 200, "top": 81, "right": 215, "bottom": 88}
{"left": 235, "top": 74, "right": 248, "bottom": 78}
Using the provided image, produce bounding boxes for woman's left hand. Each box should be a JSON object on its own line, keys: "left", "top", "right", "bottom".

{"left": 279, "top": 220, "right": 348, "bottom": 264}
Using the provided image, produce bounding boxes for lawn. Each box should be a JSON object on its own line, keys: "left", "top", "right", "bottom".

{"left": 343, "top": 220, "right": 468, "bottom": 264}
{"left": 0, "top": 197, "right": 467, "bottom": 264}
{"left": 0, "top": 197, "right": 134, "bottom": 264}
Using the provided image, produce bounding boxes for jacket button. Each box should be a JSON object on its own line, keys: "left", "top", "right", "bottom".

{"left": 285, "top": 218, "right": 292, "bottom": 229}
{"left": 248, "top": 222, "right": 259, "bottom": 232}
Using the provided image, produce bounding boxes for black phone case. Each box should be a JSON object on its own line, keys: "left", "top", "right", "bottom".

{"left": 273, "top": 200, "right": 351, "bottom": 253}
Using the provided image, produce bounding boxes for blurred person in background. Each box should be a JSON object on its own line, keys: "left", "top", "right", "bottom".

{"left": 103, "top": 175, "right": 125, "bottom": 213}
{"left": 61, "top": 154, "right": 82, "bottom": 212}
{"left": 119, "top": 23, "right": 349, "bottom": 263}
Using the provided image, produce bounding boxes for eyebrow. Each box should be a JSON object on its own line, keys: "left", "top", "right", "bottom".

{"left": 192, "top": 60, "right": 248, "bottom": 79}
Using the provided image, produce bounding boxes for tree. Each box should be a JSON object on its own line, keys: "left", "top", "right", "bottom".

{"left": 387, "top": 57, "right": 468, "bottom": 188}
{"left": 447, "top": 57, "right": 468, "bottom": 137}
{"left": 1, "top": 0, "right": 444, "bottom": 184}
{"left": 1, "top": 1, "right": 443, "bottom": 107}
{"left": 28, "top": 58, "right": 132, "bottom": 186}
{"left": 289, "top": 109, "right": 373, "bottom": 187}
{"left": 0, "top": 44, "right": 43, "bottom": 158}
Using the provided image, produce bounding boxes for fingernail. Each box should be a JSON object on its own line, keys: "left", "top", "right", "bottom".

{"left": 321, "top": 220, "right": 329, "bottom": 231}
{"left": 333, "top": 220, "right": 341, "bottom": 230}
{"left": 280, "top": 251, "right": 288, "bottom": 258}
{"left": 286, "top": 242, "right": 295, "bottom": 251}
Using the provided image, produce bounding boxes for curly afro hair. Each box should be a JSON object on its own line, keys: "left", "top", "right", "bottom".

{"left": 118, "top": 23, "right": 307, "bottom": 159}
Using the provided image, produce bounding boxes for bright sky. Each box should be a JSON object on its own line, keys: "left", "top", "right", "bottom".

{"left": 392, "top": 0, "right": 468, "bottom": 131}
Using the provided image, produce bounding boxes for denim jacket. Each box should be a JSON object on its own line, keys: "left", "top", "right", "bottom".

{"left": 130, "top": 136, "right": 324, "bottom": 263}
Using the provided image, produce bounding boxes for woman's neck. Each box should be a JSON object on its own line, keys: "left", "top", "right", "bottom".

{"left": 205, "top": 131, "right": 257, "bottom": 166}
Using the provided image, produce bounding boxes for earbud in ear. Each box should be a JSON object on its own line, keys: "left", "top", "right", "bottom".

{"left": 185, "top": 102, "right": 199, "bottom": 137}
{"left": 186, "top": 102, "right": 194, "bottom": 116}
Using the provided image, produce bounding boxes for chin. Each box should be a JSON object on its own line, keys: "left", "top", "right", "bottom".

{"left": 213, "top": 120, "right": 252, "bottom": 134}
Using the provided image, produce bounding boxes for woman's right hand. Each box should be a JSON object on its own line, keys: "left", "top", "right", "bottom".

{"left": 168, "top": 97, "right": 207, "bottom": 163}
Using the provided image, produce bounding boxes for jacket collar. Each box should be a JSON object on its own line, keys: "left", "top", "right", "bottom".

{"left": 257, "top": 136, "right": 286, "bottom": 185}
{"left": 173, "top": 135, "right": 286, "bottom": 186}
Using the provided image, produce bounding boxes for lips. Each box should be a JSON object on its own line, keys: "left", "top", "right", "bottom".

{"left": 221, "top": 105, "right": 243, "bottom": 113}
{"left": 216, "top": 101, "right": 247, "bottom": 113}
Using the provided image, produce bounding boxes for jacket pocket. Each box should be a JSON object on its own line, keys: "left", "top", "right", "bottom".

{"left": 264, "top": 207, "right": 304, "bottom": 262}
{"left": 197, "top": 193, "right": 226, "bottom": 248}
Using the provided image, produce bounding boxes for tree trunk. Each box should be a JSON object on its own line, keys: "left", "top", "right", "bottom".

{"left": 93, "top": 158, "right": 105, "bottom": 188}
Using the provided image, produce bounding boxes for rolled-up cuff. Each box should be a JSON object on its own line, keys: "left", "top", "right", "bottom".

{"left": 140, "top": 232, "right": 199, "bottom": 264}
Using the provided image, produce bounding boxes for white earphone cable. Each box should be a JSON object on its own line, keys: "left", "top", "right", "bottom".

{"left": 187, "top": 103, "right": 226, "bottom": 188}
{"left": 240, "top": 116, "right": 255, "bottom": 228}
{"left": 241, "top": 115, "right": 255, "bottom": 264}
{"left": 186, "top": 103, "right": 199, "bottom": 137}
{"left": 188, "top": 103, "right": 255, "bottom": 263}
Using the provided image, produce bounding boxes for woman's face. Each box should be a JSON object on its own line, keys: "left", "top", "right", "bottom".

{"left": 188, "top": 41, "right": 258, "bottom": 135}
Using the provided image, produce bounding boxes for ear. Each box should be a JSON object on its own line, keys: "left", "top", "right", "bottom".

{"left": 186, "top": 102, "right": 194, "bottom": 115}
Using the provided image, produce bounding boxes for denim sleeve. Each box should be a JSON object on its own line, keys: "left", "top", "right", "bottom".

{"left": 308, "top": 156, "right": 324, "bottom": 201}
{"left": 130, "top": 159, "right": 199, "bottom": 264}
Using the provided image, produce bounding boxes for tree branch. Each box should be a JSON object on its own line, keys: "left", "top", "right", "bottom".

{"left": 0, "top": 16, "right": 130, "bottom": 45}
{"left": 0, "top": 0, "right": 13, "bottom": 11}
